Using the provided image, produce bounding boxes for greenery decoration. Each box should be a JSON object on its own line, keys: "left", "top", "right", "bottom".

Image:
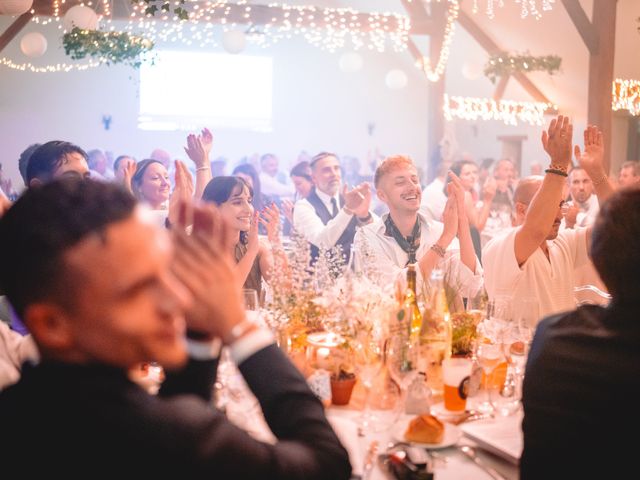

{"left": 484, "top": 51, "right": 562, "bottom": 84}
{"left": 62, "top": 27, "right": 154, "bottom": 69}
{"left": 136, "top": 0, "right": 189, "bottom": 20}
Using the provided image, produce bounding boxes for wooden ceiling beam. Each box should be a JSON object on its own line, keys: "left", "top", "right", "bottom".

{"left": 457, "top": 9, "right": 555, "bottom": 107}
{"left": 0, "top": 11, "right": 34, "bottom": 54}
{"left": 561, "top": 0, "right": 599, "bottom": 55}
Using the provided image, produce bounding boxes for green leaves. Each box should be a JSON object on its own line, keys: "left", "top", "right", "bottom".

{"left": 484, "top": 51, "right": 562, "bottom": 84}
{"left": 62, "top": 27, "right": 155, "bottom": 69}
{"left": 136, "top": 0, "right": 189, "bottom": 20}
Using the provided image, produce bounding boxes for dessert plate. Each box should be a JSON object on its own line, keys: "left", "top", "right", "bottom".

{"left": 391, "top": 421, "right": 462, "bottom": 449}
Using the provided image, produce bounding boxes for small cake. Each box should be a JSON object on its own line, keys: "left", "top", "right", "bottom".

{"left": 404, "top": 414, "right": 445, "bottom": 444}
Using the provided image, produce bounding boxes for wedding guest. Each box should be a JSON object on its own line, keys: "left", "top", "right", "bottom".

{"left": 354, "top": 155, "right": 482, "bottom": 296}
{"left": 293, "top": 152, "right": 375, "bottom": 262}
{"left": 131, "top": 158, "right": 171, "bottom": 211}
{"left": 0, "top": 177, "right": 351, "bottom": 478}
{"left": 520, "top": 187, "right": 640, "bottom": 480}
{"left": 564, "top": 166, "right": 599, "bottom": 229}
{"left": 87, "top": 149, "right": 114, "bottom": 180}
{"left": 202, "top": 176, "right": 282, "bottom": 300}
{"left": 113, "top": 155, "right": 136, "bottom": 194}
{"left": 17, "top": 143, "right": 41, "bottom": 186}
{"left": 281, "top": 161, "right": 313, "bottom": 229}
{"left": 26, "top": 140, "right": 90, "bottom": 186}
{"left": 259, "top": 153, "right": 294, "bottom": 199}
{"left": 482, "top": 117, "right": 614, "bottom": 319}
{"left": 232, "top": 163, "right": 272, "bottom": 213}
{"left": 617, "top": 160, "right": 640, "bottom": 188}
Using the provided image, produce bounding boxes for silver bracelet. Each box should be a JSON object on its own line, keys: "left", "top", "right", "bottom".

{"left": 196, "top": 166, "right": 210, "bottom": 172}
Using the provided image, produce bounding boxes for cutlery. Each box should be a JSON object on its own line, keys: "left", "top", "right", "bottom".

{"left": 459, "top": 445, "right": 507, "bottom": 480}
{"left": 450, "top": 411, "right": 493, "bottom": 425}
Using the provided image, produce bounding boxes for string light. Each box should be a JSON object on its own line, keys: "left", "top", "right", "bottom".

{"left": 0, "top": 56, "right": 106, "bottom": 73}
{"left": 612, "top": 78, "right": 640, "bottom": 116}
{"left": 415, "top": 0, "right": 459, "bottom": 82}
{"left": 469, "top": 0, "right": 555, "bottom": 19}
{"left": 443, "top": 94, "right": 556, "bottom": 126}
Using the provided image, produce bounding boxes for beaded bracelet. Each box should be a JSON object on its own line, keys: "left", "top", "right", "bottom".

{"left": 545, "top": 168, "right": 568, "bottom": 178}
{"left": 592, "top": 173, "right": 608, "bottom": 187}
{"left": 547, "top": 163, "right": 568, "bottom": 174}
{"left": 430, "top": 243, "right": 446, "bottom": 258}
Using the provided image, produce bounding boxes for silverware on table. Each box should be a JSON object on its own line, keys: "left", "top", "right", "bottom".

{"left": 459, "top": 445, "right": 508, "bottom": 480}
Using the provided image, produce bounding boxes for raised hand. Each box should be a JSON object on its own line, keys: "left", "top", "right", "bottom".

{"left": 259, "top": 202, "right": 281, "bottom": 245}
{"left": 168, "top": 160, "right": 195, "bottom": 226}
{"left": 184, "top": 133, "right": 209, "bottom": 169}
{"left": 574, "top": 125, "right": 604, "bottom": 174}
{"left": 170, "top": 201, "right": 245, "bottom": 340}
{"left": 246, "top": 210, "right": 260, "bottom": 254}
{"left": 343, "top": 182, "right": 372, "bottom": 218}
{"left": 482, "top": 175, "right": 497, "bottom": 202}
{"left": 541, "top": 115, "right": 573, "bottom": 168}
{"left": 122, "top": 158, "right": 137, "bottom": 194}
{"left": 200, "top": 127, "right": 213, "bottom": 158}
{"left": 281, "top": 198, "right": 294, "bottom": 224}
{"left": 441, "top": 185, "right": 459, "bottom": 243}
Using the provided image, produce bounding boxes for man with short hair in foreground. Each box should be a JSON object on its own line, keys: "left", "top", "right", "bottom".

{"left": 520, "top": 187, "right": 640, "bottom": 479}
{"left": 0, "top": 178, "right": 351, "bottom": 478}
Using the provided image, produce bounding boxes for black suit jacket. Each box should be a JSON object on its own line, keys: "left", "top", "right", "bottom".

{"left": 0, "top": 344, "right": 352, "bottom": 479}
{"left": 520, "top": 302, "right": 640, "bottom": 479}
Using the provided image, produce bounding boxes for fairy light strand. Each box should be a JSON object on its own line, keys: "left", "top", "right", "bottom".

{"left": 416, "top": 0, "right": 459, "bottom": 82}
{"left": 443, "top": 94, "right": 556, "bottom": 126}
{"left": 612, "top": 78, "right": 640, "bottom": 116}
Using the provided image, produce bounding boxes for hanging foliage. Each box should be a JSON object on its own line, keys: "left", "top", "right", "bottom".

{"left": 484, "top": 51, "right": 562, "bottom": 84}
{"left": 62, "top": 27, "right": 154, "bottom": 69}
{"left": 134, "top": 0, "right": 189, "bottom": 20}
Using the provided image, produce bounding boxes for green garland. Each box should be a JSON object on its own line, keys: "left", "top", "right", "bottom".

{"left": 484, "top": 51, "right": 562, "bottom": 84}
{"left": 136, "top": 0, "right": 189, "bottom": 20}
{"left": 63, "top": 27, "right": 154, "bottom": 69}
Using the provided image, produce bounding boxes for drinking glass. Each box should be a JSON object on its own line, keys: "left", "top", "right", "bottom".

{"left": 242, "top": 288, "right": 259, "bottom": 311}
{"left": 512, "top": 297, "right": 539, "bottom": 374}
{"left": 474, "top": 339, "right": 505, "bottom": 414}
{"left": 386, "top": 333, "right": 419, "bottom": 413}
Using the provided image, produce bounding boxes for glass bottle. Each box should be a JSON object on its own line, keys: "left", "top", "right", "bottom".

{"left": 404, "top": 263, "right": 422, "bottom": 342}
{"left": 419, "top": 268, "right": 452, "bottom": 396}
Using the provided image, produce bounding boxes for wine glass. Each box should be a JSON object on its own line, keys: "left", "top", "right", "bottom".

{"left": 512, "top": 297, "right": 539, "bottom": 374}
{"left": 474, "top": 339, "right": 505, "bottom": 415}
{"left": 386, "top": 333, "right": 419, "bottom": 413}
{"left": 242, "top": 288, "right": 259, "bottom": 311}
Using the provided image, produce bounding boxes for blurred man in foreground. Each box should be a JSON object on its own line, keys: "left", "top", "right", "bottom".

{"left": 0, "top": 178, "right": 350, "bottom": 478}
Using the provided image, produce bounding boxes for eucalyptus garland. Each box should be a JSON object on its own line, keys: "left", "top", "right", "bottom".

{"left": 63, "top": 27, "right": 154, "bottom": 69}
{"left": 136, "top": 0, "right": 189, "bottom": 20}
{"left": 484, "top": 52, "right": 562, "bottom": 84}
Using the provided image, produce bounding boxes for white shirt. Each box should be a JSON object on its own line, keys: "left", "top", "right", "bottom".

{"left": 353, "top": 212, "right": 483, "bottom": 297}
{"left": 419, "top": 177, "right": 447, "bottom": 222}
{"left": 259, "top": 172, "right": 294, "bottom": 199}
{"left": 293, "top": 188, "right": 369, "bottom": 249}
{"left": 573, "top": 194, "right": 599, "bottom": 228}
{"left": 0, "top": 322, "right": 38, "bottom": 390}
{"left": 482, "top": 226, "right": 590, "bottom": 320}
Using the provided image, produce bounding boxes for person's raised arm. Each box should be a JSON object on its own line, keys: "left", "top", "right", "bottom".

{"left": 514, "top": 115, "right": 572, "bottom": 266}
{"left": 418, "top": 190, "right": 458, "bottom": 280}
{"left": 449, "top": 172, "right": 477, "bottom": 273}
{"left": 184, "top": 127, "right": 213, "bottom": 199}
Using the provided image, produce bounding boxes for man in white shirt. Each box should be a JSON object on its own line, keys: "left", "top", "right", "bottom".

{"left": 564, "top": 166, "right": 599, "bottom": 228}
{"left": 258, "top": 153, "right": 295, "bottom": 199}
{"left": 293, "top": 152, "right": 375, "bottom": 262}
{"left": 482, "top": 117, "right": 614, "bottom": 319}
{"left": 355, "top": 155, "right": 482, "bottom": 296}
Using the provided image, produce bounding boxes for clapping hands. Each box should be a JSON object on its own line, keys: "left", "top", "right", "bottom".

{"left": 343, "top": 182, "right": 372, "bottom": 218}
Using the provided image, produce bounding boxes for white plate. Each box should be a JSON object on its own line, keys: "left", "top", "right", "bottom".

{"left": 392, "top": 420, "right": 463, "bottom": 449}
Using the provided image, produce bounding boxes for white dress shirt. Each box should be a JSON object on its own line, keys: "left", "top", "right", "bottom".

{"left": 259, "top": 172, "right": 295, "bottom": 199}
{"left": 293, "top": 188, "right": 368, "bottom": 249}
{"left": 353, "top": 212, "right": 483, "bottom": 297}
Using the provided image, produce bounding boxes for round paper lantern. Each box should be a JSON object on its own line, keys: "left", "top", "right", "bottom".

{"left": 20, "top": 31, "right": 47, "bottom": 58}
{"left": 0, "top": 0, "right": 33, "bottom": 16}
{"left": 63, "top": 5, "right": 99, "bottom": 31}
{"left": 385, "top": 69, "right": 408, "bottom": 90}
{"left": 462, "top": 61, "right": 483, "bottom": 80}
{"left": 222, "top": 29, "right": 246, "bottom": 54}
{"left": 339, "top": 52, "right": 363, "bottom": 73}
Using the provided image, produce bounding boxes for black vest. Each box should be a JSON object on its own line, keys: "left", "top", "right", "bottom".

{"left": 305, "top": 187, "right": 358, "bottom": 264}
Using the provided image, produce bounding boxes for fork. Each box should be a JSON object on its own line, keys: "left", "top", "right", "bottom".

{"left": 459, "top": 445, "right": 507, "bottom": 480}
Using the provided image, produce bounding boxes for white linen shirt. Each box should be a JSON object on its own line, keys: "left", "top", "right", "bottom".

{"left": 353, "top": 212, "right": 483, "bottom": 297}
{"left": 0, "top": 322, "right": 38, "bottom": 390}
{"left": 482, "top": 226, "right": 589, "bottom": 319}
{"left": 293, "top": 189, "right": 361, "bottom": 249}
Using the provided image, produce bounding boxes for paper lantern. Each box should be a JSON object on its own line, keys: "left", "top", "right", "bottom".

{"left": 339, "top": 52, "right": 363, "bottom": 73}
{"left": 63, "top": 5, "right": 99, "bottom": 31}
{"left": 385, "top": 69, "right": 408, "bottom": 90}
{"left": 20, "top": 31, "right": 47, "bottom": 58}
{"left": 462, "top": 61, "right": 483, "bottom": 80}
{"left": 222, "top": 29, "right": 246, "bottom": 54}
{"left": 0, "top": 0, "right": 33, "bottom": 15}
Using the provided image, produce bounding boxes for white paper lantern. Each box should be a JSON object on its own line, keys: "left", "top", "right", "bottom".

{"left": 462, "top": 61, "right": 483, "bottom": 80}
{"left": 0, "top": 0, "right": 33, "bottom": 16}
{"left": 222, "top": 29, "right": 246, "bottom": 54}
{"left": 20, "top": 31, "right": 47, "bottom": 58}
{"left": 385, "top": 69, "right": 408, "bottom": 90}
{"left": 63, "top": 5, "right": 99, "bottom": 31}
{"left": 339, "top": 52, "right": 363, "bottom": 73}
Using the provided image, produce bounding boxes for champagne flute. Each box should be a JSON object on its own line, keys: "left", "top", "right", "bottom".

{"left": 386, "top": 333, "right": 419, "bottom": 413}
{"left": 352, "top": 332, "right": 385, "bottom": 435}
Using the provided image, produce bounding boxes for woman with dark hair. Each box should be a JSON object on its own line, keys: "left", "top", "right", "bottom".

{"left": 232, "top": 163, "right": 272, "bottom": 212}
{"left": 444, "top": 160, "right": 496, "bottom": 262}
{"left": 202, "top": 176, "right": 282, "bottom": 299}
